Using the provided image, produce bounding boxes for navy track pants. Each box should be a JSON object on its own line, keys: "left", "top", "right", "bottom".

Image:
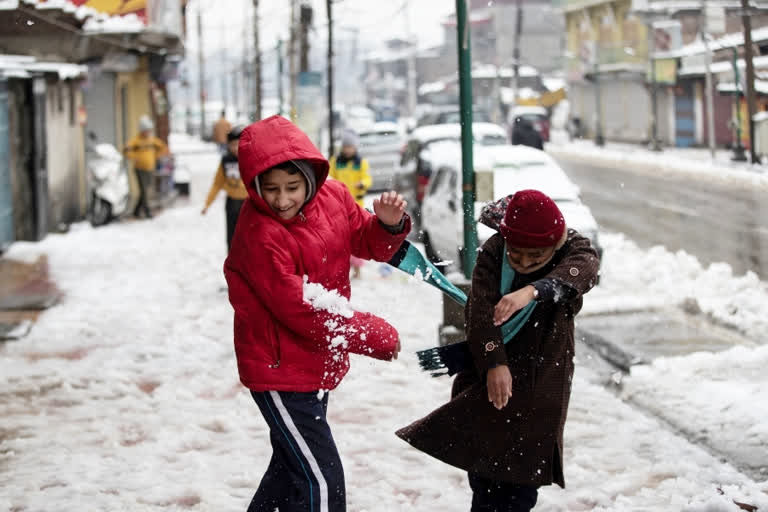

{"left": 248, "top": 390, "right": 345, "bottom": 512}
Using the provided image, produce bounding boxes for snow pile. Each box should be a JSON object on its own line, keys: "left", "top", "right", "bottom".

{"left": 585, "top": 232, "right": 768, "bottom": 340}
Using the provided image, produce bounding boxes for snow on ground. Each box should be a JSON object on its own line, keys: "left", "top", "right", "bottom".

{"left": 547, "top": 133, "right": 768, "bottom": 190}
{"left": 585, "top": 232, "right": 768, "bottom": 342}
{"left": 0, "top": 134, "right": 766, "bottom": 511}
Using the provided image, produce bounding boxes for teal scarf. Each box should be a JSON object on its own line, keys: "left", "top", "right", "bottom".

{"left": 499, "top": 246, "right": 537, "bottom": 344}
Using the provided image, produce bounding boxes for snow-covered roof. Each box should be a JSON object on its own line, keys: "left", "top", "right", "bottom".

{"left": 471, "top": 64, "right": 540, "bottom": 79}
{"left": 656, "top": 26, "right": 768, "bottom": 60}
{"left": 0, "top": 53, "right": 87, "bottom": 79}
{"left": 678, "top": 54, "right": 768, "bottom": 76}
{"left": 82, "top": 11, "right": 144, "bottom": 34}
{"left": 418, "top": 81, "right": 447, "bottom": 96}
{"left": 717, "top": 80, "right": 768, "bottom": 95}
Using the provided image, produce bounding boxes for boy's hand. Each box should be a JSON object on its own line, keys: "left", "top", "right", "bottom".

{"left": 487, "top": 365, "right": 513, "bottom": 409}
{"left": 373, "top": 191, "right": 407, "bottom": 226}
{"left": 493, "top": 285, "right": 536, "bottom": 326}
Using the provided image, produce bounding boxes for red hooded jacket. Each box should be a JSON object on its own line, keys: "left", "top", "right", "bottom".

{"left": 224, "top": 116, "right": 411, "bottom": 392}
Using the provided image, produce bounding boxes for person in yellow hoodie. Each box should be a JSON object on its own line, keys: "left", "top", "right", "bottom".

{"left": 329, "top": 129, "right": 372, "bottom": 207}
{"left": 329, "top": 129, "right": 373, "bottom": 278}
{"left": 124, "top": 115, "right": 168, "bottom": 219}
{"left": 201, "top": 125, "right": 248, "bottom": 252}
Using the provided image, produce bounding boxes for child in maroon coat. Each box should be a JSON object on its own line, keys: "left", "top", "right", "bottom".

{"left": 224, "top": 116, "right": 410, "bottom": 511}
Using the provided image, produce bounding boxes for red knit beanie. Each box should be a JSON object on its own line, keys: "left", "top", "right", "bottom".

{"left": 499, "top": 189, "right": 565, "bottom": 248}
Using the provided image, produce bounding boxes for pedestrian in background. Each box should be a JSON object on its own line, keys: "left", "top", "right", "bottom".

{"left": 212, "top": 110, "right": 231, "bottom": 153}
{"left": 224, "top": 115, "right": 410, "bottom": 512}
{"left": 124, "top": 115, "right": 168, "bottom": 219}
{"left": 511, "top": 116, "right": 544, "bottom": 150}
{"left": 329, "top": 129, "right": 373, "bottom": 278}
{"left": 201, "top": 125, "right": 247, "bottom": 252}
{"left": 397, "top": 190, "right": 600, "bottom": 512}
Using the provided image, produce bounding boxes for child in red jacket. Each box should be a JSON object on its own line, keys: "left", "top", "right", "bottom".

{"left": 224, "top": 116, "right": 410, "bottom": 512}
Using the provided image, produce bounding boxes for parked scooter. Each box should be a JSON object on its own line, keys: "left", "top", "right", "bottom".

{"left": 86, "top": 132, "right": 130, "bottom": 226}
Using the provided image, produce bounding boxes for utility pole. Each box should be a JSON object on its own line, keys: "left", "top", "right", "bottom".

{"left": 253, "top": 0, "right": 262, "bottom": 120}
{"left": 512, "top": 0, "right": 523, "bottom": 106}
{"left": 404, "top": 0, "right": 418, "bottom": 117}
{"left": 277, "top": 38, "right": 284, "bottom": 116}
{"left": 731, "top": 47, "right": 748, "bottom": 161}
{"left": 647, "top": 18, "right": 660, "bottom": 150}
{"left": 456, "top": 0, "right": 478, "bottom": 278}
{"left": 243, "top": 9, "right": 251, "bottom": 120}
{"left": 289, "top": 0, "right": 298, "bottom": 122}
{"left": 300, "top": 2, "right": 312, "bottom": 73}
{"left": 197, "top": 6, "right": 206, "bottom": 139}
{"left": 221, "top": 73, "right": 228, "bottom": 113}
{"left": 326, "top": 0, "right": 334, "bottom": 157}
{"left": 702, "top": 0, "right": 716, "bottom": 158}
{"left": 741, "top": 0, "right": 760, "bottom": 163}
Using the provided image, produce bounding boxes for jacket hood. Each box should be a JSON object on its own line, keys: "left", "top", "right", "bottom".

{"left": 238, "top": 115, "right": 329, "bottom": 212}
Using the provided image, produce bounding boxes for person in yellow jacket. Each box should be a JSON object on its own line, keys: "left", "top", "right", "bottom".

{"left": 201, "top": 125, "right": 248, "bottom": 252}
{"left": 124, "top": 115, "right": 168, "bottom": 219}
{"left": 329, "top": 129, "right": 372, "bottom": 207}
{"left": 329, "top": 129, "right": 372, "bottom": 278}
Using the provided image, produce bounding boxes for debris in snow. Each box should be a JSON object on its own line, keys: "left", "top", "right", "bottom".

{"left": 611, "top": 371, "right": 623, "bottom": 385}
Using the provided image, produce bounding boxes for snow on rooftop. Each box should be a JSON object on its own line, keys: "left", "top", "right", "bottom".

{"left": 471, "top": 64, "right": 539, "bottom": 79}
{"left": 0, "top": 0, "right": 19, "bottom": 9}
{"left": 0, "top": 54, "right": 87, "bottom": 80}
{"left": 82, "top": 11, "right": 144, "bottom": 34}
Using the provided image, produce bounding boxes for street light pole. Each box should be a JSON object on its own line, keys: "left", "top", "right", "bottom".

{"left": 456, "top": 0, "right": 478, "bottom": 278}
{"left": 647, "top": 18, "right": 661, "bottom": 151}
{"left": 701, "top": 0, "right": 716, "bottom": 158}
{"left": 593, "top": 59, "right": 604, "bottom": 146}
{"left": 741, "top": 0, "right": 760, "bottom": 163}
{"left": 731, "top": 47, "right": 748, "bottom": 161}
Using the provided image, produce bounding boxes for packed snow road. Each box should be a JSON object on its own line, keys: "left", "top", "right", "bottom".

{"left": 0, "top": 135, "right": 766, "bottom": 511}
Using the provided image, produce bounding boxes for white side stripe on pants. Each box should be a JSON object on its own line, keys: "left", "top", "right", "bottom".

{"left": 270, "top": 391, "right": 329, "bottom": 512}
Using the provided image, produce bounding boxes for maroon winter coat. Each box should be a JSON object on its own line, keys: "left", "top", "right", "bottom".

{"left": 224, "top": 115, "right": 410, "bottom": 392}
{"left": 396, "top": 230, "right": 599, "bottom": 488}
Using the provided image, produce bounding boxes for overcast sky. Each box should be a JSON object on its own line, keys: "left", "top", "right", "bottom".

{"left": 186, "top": 0, "right": 457, "bottom": 58}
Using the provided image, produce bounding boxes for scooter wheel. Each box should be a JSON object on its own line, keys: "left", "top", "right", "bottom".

{"left": 90, "top": 198, "right": 112, "bottom": 226}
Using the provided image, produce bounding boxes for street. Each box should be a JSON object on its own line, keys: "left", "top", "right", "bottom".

{"left": 1, "top": 136, "right": 767, "bottom": 511}
{"left": 551, "top": 151, "right": 768, "bottom": 279}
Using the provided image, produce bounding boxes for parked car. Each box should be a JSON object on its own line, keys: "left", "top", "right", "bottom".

{"left": 416, "top": 105, "right": 493, "bottom": 127}
{"left": 394, "top": 122, "right": 509, "bottom": 231}
{"left": 419, "top": 142, "right": 602, "bottom": 272}
{"left": 508, "top": 105, "right": 550, "bottom": 142}
{"left": 356, "top": 122, "right": 404, "bottom": 191}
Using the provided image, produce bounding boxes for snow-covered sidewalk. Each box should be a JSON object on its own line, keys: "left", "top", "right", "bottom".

{"left": 546, "top": 132, "right": 768, "bottom": 189}
{"left": 0, "top": 134, "right": 766, "bottom": 511}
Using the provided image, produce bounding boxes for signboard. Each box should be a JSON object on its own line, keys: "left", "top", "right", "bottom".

{"left": 705, "top": 5, "right": 726, "bottom": 35}
{"left": 295, "top": 71, "right": 323, "bottom": 147}
{"left": 652, "top": 20, "right": 682, "bottom": 54}
{"left": 649, "top": 58, "right": 677, "bottom": 85}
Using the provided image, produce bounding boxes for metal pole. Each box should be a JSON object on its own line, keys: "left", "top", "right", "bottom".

{"left": 289, "top": 0, "right": 298, "bottom": 122}
{"left": 648, "top": 19, "right": 660, "bottom": 151}
{"left": 594, "top": 60, "right": 604, "bottom": 146}
{"left": 456, "top": 0, "right": 477, "bottom": 278}
{"left": 327, "top": 0, "right": 335, "bottom": 157}
{"left": 277, "top": 38, "right": 284, "bottom": 116}
{"left": 741, "top": 0, "right": 760, "bottom": 163}
{"left": 512, "top": 0, "right": 522, "bottom": 106}
{"left": 731, "top": 47, "right": 748, "bottom": 161}
{"left": 702, "top": 0, "right": 716, "bottom": 158}
{"left": 197, "top": 6, "right": 206, "bottom": 139}
{"left": 253, "top": 0, "right": 262, "bottom": 120}
{"left": 404, "top": 0, "right": 417, "bottom": 117}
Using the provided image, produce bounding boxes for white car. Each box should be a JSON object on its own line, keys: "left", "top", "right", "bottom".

{"left": 357, "top": 122, "right": 404, "bottom": 191}
{"left": 420, "top": 142, "right": 602, "bottom": 271}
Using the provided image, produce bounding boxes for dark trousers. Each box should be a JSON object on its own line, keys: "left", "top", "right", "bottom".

{"left": 469, "top": 473, "right": 539, "bottom": 512}
{"left": 134, "top": 170, "right": 153, "bottom": 218}
{"left": 225, "top": 197, "right": 244, "bottom": 252}
{"left": 249, "top": 391, "right": 345, "bottom": 512}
